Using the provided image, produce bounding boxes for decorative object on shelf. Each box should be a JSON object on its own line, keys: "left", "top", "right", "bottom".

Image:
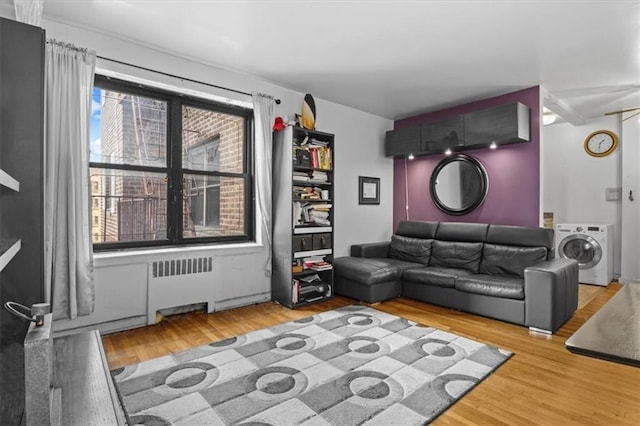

{"left": 583, "top": 130, "right": 619, "bottom": 157}
{"left": 430, "top": 154, "right": 488, "bottom": 216}
{"left": 359, "top": 176, "right": 380, "bottom": 205}
{"left": 272, "top": 116, "right": 285, "bottom": 131}
{"left": 301, "top": 93, "right": 316, "bottom": 130}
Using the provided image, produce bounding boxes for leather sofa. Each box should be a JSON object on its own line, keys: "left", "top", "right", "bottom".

{"left": 333, "top": 221, "right": 579, "bottom": 333}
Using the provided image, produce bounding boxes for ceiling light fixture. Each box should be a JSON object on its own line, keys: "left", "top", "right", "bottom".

{"left": 408, "top": 153, "right": 415, "bottom": 160}
{"left": 444, "top": 148, "right": 452, "bottom": 155}
{"left": 604, "top": 107, "right": 640, "bottom": 122}
{"left": 489, "top": 142, "right": 497, "bottom": 149}
{"left": 542, "top": 107, "right": 557, "bottom": 125}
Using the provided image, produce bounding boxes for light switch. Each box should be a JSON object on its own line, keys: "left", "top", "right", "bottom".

{"left": 605, "top": 187, "right": 622, "bottom": 201}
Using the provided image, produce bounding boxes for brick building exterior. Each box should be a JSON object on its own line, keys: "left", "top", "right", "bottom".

{"left": 91, "top": 90, "right": 246, "bottom": 243}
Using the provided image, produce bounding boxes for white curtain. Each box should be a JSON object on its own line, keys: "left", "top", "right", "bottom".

{"left": 252, "top": 93, "right": 276, "bottom": 277}
{"left": 44, "top": 41, "right": 96, "bottom": 320}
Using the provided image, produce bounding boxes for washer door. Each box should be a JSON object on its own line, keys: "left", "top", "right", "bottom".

{"left": 558, "top": 234, "right": 602, "bottom": 269}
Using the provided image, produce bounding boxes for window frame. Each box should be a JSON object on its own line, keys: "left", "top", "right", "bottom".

{"left": 90, "top": 75, "right": 254, "bottom": 251}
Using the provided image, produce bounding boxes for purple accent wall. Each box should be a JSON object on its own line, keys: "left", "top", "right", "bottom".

{"left": 392, "top": 86, "right": 540, "bottom": 231}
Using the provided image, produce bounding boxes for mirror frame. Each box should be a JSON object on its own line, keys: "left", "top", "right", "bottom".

{"left": 429, "top": 153, "right": 488, "bottom": 216}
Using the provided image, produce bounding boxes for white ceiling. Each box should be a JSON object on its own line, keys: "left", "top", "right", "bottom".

{"left": 6, "top": 0, "right": 640, "bottom": 121}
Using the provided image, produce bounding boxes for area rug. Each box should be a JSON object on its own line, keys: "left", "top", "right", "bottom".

{"left": 112, "top": 305, "right": 512, "bottom": 425}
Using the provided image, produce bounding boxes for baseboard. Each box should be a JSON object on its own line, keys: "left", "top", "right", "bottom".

{"left": 52, "top": 316, "right": 147, "bottom": 337}
{"left": 213, "top": 292, "right": 270, "bottom": 311}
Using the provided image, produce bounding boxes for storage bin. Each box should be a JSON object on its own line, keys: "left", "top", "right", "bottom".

{"left": 313, "top": 233, "right": 332, "bottom": 250}
{"left": 292, "top": 235, "right": 313, "bottom": 252}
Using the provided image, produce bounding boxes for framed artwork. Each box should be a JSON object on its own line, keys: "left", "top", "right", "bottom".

{"left": 359, "top": 176, "right": 380, "bottom": 205}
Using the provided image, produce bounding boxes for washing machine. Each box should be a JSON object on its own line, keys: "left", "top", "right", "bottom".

{"left": 555, "top": 223, "right": 613, "bottom": 286}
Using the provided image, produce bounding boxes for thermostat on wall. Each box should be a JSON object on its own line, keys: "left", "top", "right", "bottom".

{"left": 605, "top": 187, "right": 622, "bottom": 201}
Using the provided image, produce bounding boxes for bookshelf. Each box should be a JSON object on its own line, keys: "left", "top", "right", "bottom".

{"left": 272, "top": 125, "right": 334, "bottom": 308}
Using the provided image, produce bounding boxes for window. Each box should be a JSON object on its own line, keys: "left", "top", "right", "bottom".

{"left": 90, "top": 76, "right": 253, "bottom": 250}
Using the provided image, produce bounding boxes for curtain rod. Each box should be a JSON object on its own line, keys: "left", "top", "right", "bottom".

{"left": 96, "top": 55, "right": 281, "bottom": 104}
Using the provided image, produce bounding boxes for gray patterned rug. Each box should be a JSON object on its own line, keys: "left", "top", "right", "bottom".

{"left": 112, "top": 305, "right": 512, "bottom": 425}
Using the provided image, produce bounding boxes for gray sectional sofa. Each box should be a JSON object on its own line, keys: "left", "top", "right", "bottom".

{"left": 333, "top": 220, "right": 579, "bottom": 333}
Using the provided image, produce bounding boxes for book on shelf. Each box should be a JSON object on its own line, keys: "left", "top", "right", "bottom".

{"left": 309, "top": 171, "right": 328, "bottom": 183}
{"left": 302, "top": 258, "right": 332, "bottom": 271}
{"left": 293, "top": 201, "right": 332, "bottom": 226}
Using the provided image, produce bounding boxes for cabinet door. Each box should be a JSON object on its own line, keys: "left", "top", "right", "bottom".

{"left": 464, "top": 102, "right": 530, "bottom": 148}
{"left": 421, "top": 116, "right": 464, "bottom": 154}
{"left": 385, "top": 125, "right": 420, "bottom": 157}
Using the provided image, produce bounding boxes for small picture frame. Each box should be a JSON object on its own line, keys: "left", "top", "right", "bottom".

{"left": 359, "top": 176, "right": 380, "bottom": 205}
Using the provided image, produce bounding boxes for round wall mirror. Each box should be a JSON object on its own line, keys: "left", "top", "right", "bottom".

{"left": 430, "top": 154, "right": 488, "bottom": 215}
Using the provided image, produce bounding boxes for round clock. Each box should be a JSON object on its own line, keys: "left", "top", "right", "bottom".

{"left": 584, "top": 130, "right": 619, "bottom": 157}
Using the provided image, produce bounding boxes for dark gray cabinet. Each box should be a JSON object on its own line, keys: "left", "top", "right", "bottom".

{"left": 464, "top": 102, "right": 530, "bottom": 148}
{"left": 421, "top": 115, "right": 464, "bottom": 153}
{"left": 384, "top": 102, "right": 531, "bottom": 158}
{"left": 0, "top": 17, "right": 45, "bottom": 425}
{"left": 384, "top": 125, "right": 420, "bottom": 157}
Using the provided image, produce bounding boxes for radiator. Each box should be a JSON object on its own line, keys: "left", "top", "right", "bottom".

{"left": 147, "top": 256, "right": 214, "bottom": 324}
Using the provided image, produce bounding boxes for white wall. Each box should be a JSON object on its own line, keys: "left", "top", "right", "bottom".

{"left": 26, "top": 18, "right": 394, "bottom": 333}
{"left": 542, "top": 116, "right": 623, "bottom": 277}
{"left": 619, "top": 93, "right": 640, "bottom": 284}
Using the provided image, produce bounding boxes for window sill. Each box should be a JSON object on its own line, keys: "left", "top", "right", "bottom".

{"left": 93, "top": 242, "right": 265, "bottom": 267}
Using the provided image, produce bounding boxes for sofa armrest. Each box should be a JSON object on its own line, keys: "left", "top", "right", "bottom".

{"left": 524, "top": 258, "right": 579, "bottom": 333}
{"left": 351, "top": 242, "right": 390, "bottom": 258}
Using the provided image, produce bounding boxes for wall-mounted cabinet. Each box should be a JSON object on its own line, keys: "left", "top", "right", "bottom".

{"left": 464, "top": 102, "right": 530, "bottom": 148}
{"left": 421, "top": 115, "right": 464, "bottom": 153}
{"left": 385, "top": 102, "right": 531, "bottom": 158}
{"left": 384, "top": 125, "right": 420, "bottom": 157}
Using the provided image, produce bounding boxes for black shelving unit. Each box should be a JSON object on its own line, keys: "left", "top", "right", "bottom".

{"left": 0, "top": 17, "right": 45, "bottom": 425}
{"left": 272, "top": 126, "right": 334, "bottom": 308}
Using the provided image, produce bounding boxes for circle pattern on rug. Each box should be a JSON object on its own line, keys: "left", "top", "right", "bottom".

{"left": 270, "top": 333, "right": 316, "bottom": 354}
{"left": 415, "top": 338, "right": 466, "bottom": 360}
{"left": 431, "top": 373, "right": 478, "bottom": 402}
{"left": 152, "top": 362, "right": 220, "bottom": 395}
{"left": 128, "top": 413, "right": 170, "bottom": 426}
{"left": 209, "top": 334, "right": 247, "bottom": 348}
{"left": 341, "top": 313, "right": 380, "bottom": 328}
{"left": 341, "top": 370, "right": 404, "bottom": 408}
{"left": 342, "top": 335, "right": 390, "bottom": 359}
{"left": 246, "top": 366, "right": 309, "bottom": 401}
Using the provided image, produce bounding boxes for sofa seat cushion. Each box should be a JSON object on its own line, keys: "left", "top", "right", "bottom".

{"left": 455, "top": 274, "right": 525, "bottom": 300}
{"left": 333, "top": 257, "right": 421, "bottom": 285}
{"left": 403, "top": 267, "right": 473, "bottom": 288}
{"left": 430, "top": 240, "right": 483, "bottom": 272}
{"left": 389, "top": 235, "right": 432, "bottom": 265}
{"left": 480, "top": 244, "right": 547, "bottom": 278}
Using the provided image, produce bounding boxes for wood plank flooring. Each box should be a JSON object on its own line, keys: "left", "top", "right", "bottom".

{"left": 103, "top": 283, "right": 640, "bottom": 425}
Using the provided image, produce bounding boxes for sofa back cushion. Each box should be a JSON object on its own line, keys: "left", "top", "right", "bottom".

{"left": 430, "top": 240, "right": 483, "bottom": 272}
{"left": 435, "top": 222, "right": 489, "bottom": 243}
{"left": 395, "top": 221, "right": 439, "bottom": 239}
{"left": 389, "top": 235, "right": 432, "bottom": 265}
{"left": 480, "top": 243, "right": 548, "bottom": 278}
{"left": 485, "top": 225, "right": 554, "bottom": 259}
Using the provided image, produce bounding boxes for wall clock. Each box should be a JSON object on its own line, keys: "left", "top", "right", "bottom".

{"left": 584, "top": 130, "right": 619, "bottom": 157}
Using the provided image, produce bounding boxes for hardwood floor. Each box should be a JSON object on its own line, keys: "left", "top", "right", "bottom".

{"left": 103, "top": 283, "right": 640, "bottom": 425}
